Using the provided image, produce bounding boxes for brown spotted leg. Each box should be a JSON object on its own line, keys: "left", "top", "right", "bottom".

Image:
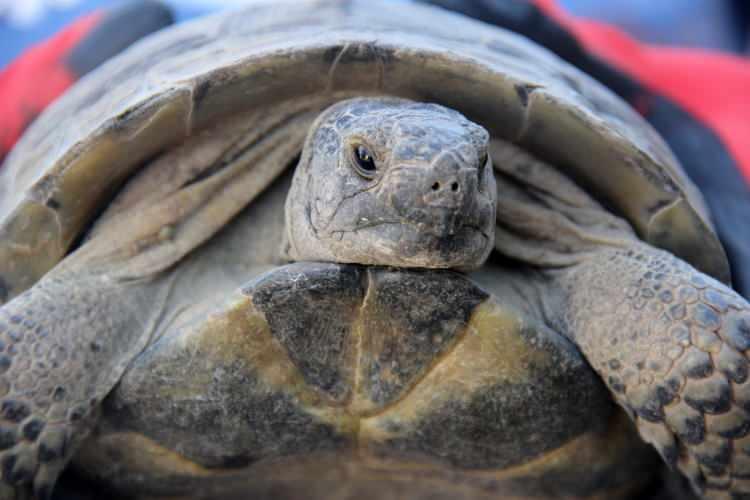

{"left": 490, "top": 139, "right": 750, "bottom": 499}
{"left": 0, "top": 272, "right": 169, "bottom": 499}
{"left": 554, "top": 243, "right": 750, "bottom": 499}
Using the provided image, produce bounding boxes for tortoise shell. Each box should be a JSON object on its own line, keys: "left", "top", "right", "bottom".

{"left": 0, "top": 0, "right": 729, "bottom": 304}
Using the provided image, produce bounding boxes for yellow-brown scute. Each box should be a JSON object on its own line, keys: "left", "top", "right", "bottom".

{"left": 76, "top": 265, "right": 655, "bottom": 499}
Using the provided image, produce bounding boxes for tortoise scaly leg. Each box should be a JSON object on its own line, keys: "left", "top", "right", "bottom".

{"left": 491, "top": 139, "right": 750, "bottom": 499}
{"left": 555, "top": 243, "right": 750, "bottom": 498}
{"left": 0, "top": 273, "right": 171, "bottom": 499}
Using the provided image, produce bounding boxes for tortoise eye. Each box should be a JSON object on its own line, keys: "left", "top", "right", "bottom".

{"left": 352, "top": 144, "right": 377, "bottom": 178}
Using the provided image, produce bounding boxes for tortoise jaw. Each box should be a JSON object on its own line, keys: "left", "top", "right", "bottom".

{"left": 290, "top": 186, "right": 496, "bottom": 270}
{"left": 317, "top": 219, "right": 493, "bottom": 270}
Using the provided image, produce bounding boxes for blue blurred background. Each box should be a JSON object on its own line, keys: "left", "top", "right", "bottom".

{"left": 1, "top": 0, "right": 749, "bottom": 69}
{"left": 558, "top": 0, "right": 749, "bottom": 52}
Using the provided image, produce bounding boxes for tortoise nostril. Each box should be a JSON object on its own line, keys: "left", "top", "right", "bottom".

{"left": 432, "top": 182, "right": 440, "bottom": 191}
{"left": 451, "top": 182, "right": 459, "bottom": 192}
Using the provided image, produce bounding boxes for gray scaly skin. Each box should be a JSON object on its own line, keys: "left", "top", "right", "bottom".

{"left": 560, "top": 245, "right": 750, "bottom": 498}
{"left": 0, "top": 264, "right": 169, "bottom": 500}
{"left": 285, "top": 97, "right": 496, "bottom": 270}
{"left": 487, "top": 140, "right": 750, "bottom": 499}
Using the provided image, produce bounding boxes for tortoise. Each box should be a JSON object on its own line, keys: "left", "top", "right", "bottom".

{"left": 0, "top": 0, "right": 747, "bottom": 499}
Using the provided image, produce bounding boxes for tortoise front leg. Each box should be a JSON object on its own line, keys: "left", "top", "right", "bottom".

{"left": 0, "top": 273, "right": 169, "bottom": 499}
{"left": 489, "top": 139, "right": 750, "bottom": 499}
{"left": 554, "top": 243, "right": 750, "bottom": 499}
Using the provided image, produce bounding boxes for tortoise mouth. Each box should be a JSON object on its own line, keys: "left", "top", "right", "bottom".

{"left": 343, "top": 215, "right": 489, "bottom": 239}
{"left": 322, "top": 219, "right": 492, "bottom": 270}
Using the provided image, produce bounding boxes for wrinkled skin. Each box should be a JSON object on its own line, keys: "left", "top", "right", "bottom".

{"left": 286, "top": 98, "right": 496, "bottom": 270}
{"left": 0, "top": 97, "right": 749, "bottom": 500}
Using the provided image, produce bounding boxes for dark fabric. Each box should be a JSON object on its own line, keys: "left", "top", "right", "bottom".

{"left": 67, "top": 0, "right": 174, "bottom": 76}
{"left": 422, "top": 0, "right": 750, "bottom": 299}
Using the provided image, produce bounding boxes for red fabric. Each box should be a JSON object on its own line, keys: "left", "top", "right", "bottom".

{"left": 0, "top": 11, "right": 102, "bottom": 158}
{"left": 533, "top": 0, "right": 750, "bottom": 183}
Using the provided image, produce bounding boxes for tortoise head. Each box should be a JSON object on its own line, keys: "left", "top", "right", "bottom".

{"left": 285, "top": 97, "right": 496, "bottom": 270}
